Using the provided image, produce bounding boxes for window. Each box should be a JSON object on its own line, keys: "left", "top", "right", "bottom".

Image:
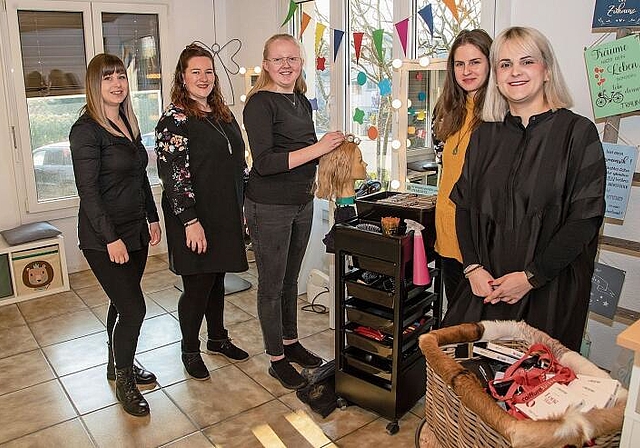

{"left": 6, "top": 1, "right": 168, "bottom": 212}
{"left": 348, "top": 0, "right": 395, "bottom": 186}
{"left": 416, "top": 0, "right": 483, "bottom": 57}
{"left": 292, "top": 0, "right": 489, "bottom": 191}
{"left": 297, "top": 0, "right": 331, "bottom": 136}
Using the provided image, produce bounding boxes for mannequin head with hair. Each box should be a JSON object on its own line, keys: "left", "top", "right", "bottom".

{"left": 316, "top": 136, "right": 367, "bottom": 200}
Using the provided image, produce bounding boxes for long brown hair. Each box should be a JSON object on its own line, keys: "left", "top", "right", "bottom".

{"left": 81, "top": 53, "right": 140, "bottom": 138}
{"left": 245, "top": 34, "right": 307, "bottom": 103}
{"left": 170, "top": 43, "right": 231, "bottom": 121}
{"left": 434, "top": 29, "right": 492, "bottom": 141}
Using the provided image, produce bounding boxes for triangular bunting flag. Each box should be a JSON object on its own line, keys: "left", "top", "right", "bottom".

{"left": 372, "top": 29, "right": 384, "bottom": 61}
{"left": 334, "top": 29, "right": 345, "bottom": 62}
{"left": 315, "top": 23, "right": 327, "bottom": 53}
{"left": 300, "top": 12, "right": 312, "bottom": 39}
{"left": 418, "top": 5, "right": 434, "bottom": 38}
{"left": 395, "top": 18, "right": 409, "bottom": 57}
{"left": 353, "top": 32, "right": 364, "bottom": 64}
{"left": 281, "top": 0, "right": 298, "bottom": 27}
{"left": 443, "top": 0, "right": 460, "bottom": 22}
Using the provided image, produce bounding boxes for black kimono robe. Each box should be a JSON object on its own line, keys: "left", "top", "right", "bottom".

{"left": 156, "top": 104, "right": 248, "bottom": 276}
{"left": 443, "top": 109, "right": 606, "bottom": 351}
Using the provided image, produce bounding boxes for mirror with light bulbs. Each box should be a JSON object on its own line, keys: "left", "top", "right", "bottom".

{"left": 393, "top": 58, "right": 447, "bottom": 193}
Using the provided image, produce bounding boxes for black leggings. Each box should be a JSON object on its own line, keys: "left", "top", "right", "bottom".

{"left": 83, "top": 247, "right": 148, "bottom": 368}
{"left": 441, "top": 256, "right": 464, "bottom": 308}
{"left": 178, "top": 272, "right": 227, "bottom": 353}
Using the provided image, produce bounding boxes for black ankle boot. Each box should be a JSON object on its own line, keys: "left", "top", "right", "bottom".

{"left": 107, "top": 344, "right": 157, "bottom": 385}
{"left": 115, "top": 366, "right": 150, "bottom": 416}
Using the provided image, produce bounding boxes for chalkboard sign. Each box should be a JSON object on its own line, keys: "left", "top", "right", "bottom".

{"left": 590, "top": 262, "right": 625, "bottom": 319}
{"left": 592, "top": 0, "right": 640, "bottom": 30}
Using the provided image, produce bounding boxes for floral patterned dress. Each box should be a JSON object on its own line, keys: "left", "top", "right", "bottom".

{"left": 155, "top": 103, "right": 248, "bottom": 275}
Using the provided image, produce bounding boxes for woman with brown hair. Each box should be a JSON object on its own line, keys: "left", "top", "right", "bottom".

{"left": 433, "top": 29, "right": 493, "bottom": 303}
{"left": 70, "top": 53, "right": 161, "bottom": 416}
{"left": 156, "top": 43, "right": 248, "bottom": 380}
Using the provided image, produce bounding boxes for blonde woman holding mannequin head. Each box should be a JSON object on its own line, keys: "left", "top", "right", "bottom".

{"left": 243, "top": 33, "right": 344, "bottom": 390}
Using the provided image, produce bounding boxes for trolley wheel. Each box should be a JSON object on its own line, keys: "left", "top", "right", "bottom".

{"left": 386, "top": 421, "right": 399, "bottom": 435}
{"left": 337, "top": 397, "right": 348, "bottom": 410}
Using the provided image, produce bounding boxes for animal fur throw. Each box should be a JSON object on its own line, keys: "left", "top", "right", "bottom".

{"left": 418, "top": 320, "right": 626, "bottom": 448}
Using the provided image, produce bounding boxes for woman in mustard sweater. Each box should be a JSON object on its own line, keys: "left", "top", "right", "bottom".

{"left": 433, "top": 29, "right": 492, "bottom": 304}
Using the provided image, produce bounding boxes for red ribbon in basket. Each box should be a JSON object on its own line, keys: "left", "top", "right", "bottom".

{"left": 487, "top": 343, "right": 576, "bottom": 419}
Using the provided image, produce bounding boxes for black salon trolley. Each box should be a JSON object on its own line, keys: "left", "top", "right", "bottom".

{"left": 333, "top": 192, "right": 442, "bottom": 434}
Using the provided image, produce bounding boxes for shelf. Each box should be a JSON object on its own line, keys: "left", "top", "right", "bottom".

{"left": 334, "top": 208, "right": 442, "bottom": 424}
{"left": 0, "top": 234, "right": 70, "bottom": 305}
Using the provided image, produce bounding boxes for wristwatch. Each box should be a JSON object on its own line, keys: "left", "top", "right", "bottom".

{"left": 524, "top": 269, "right": 540, "bottom": 288}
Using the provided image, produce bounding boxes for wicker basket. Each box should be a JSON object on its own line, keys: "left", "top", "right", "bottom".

{"left": 418, "top": 321, "right": 625, "bottom": 448}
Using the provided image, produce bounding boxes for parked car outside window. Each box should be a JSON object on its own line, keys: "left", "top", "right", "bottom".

{"left": 32, "top": 132, "right": 159, "bottom": 200}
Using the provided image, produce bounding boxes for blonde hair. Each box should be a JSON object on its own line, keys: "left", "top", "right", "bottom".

{"left": 316, "top": 141, "right": 360, "bottom": 200}
{"left": 245, "top": 34, "right": 307, "bottom": 103}
{"left": 82, "top": 53, "right": 140, "bottom": 138}
{"left": 483, "top": 26, "right": 573, "bottom": 122}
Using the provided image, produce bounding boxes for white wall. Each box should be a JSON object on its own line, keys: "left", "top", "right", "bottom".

{"left": 508, "top": 0, "right": 640, "bottom": 370}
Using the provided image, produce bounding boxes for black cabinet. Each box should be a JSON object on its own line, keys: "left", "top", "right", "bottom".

{"left": 334, "top": 219, "right": 441, "bottom": 433}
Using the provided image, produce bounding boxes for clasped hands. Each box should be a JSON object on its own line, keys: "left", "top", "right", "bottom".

{"left": 468, "top": 267, "right": 533, "bottom": 305}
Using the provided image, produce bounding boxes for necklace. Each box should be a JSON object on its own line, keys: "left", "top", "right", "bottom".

{"left": 452, "top": 125, "right": 473, "bottom": 155}
{"left": 278, "top": 92, "right": 297, "bottom": 108}
{"left": 204, "top": 117, "right": 232, "bottom": 154}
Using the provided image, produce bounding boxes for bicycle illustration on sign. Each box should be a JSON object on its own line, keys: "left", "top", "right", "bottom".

{"left": 596, "top": 90, "right": 624, "bottom": 108}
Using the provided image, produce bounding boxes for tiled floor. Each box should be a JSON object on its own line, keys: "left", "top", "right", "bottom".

{"left": 0, "top": 254, "right": 426, "bottom": 447}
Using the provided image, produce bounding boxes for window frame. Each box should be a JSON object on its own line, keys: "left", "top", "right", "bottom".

{"left": 5, "top": 0, "right": 169, "bottom": 216}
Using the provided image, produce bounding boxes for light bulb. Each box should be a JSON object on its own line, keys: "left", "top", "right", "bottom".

{"left": 407, "top": 99, "right": 412, "bottom": 108}
{"left": 239, "top": 67, "right": 247, "bottom": 75}
{"left": 419, "top": 56, "right": 430, "bottom": 67}
{"left": 390, "top": 179, "right": 401, "bottom": 189}
{"left": 254, "top": 66, "right": 261, "bottom": 74}
{"left": 406, "top": 139, "right": 412, "bottom": 148}
{"left": 391, "top": 99, "right": 402, "bottom": 109}
{"left": 240, "top": 94, "right": 247, "bottom": 102}
{"left": 391, "top": 139, "right": 401, "bottom": 150}
{"left": 391, "top": 58, "right": 403, "bottom": 69}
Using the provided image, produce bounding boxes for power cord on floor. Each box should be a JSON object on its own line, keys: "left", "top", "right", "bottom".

{"left": 301, "top": 287, "right": 330, "bottom": 314}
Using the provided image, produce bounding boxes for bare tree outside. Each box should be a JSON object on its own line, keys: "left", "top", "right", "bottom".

{"left": 416, "top": 0, "right": 482, "bottom": 57}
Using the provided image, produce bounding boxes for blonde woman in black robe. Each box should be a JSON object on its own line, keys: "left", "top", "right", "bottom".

{"left": 443, "top": 27, "right": 605, "bottom": 351}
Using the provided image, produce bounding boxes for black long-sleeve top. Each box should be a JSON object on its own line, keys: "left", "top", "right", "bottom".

{"left": 445, "top": 108, "right": 606, "bottom": 351}
{"left": 70, "top": 113, "right": 158, "bottom": 251}
{"left": 243, "top": 91, "right": 318, "bottom": 205}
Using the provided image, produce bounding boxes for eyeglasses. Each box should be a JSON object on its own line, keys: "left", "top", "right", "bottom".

{"left": 345, "top": 134, "right": 361, "bottom": 145}
{"left": 265, "top": 57, "right": 302, "bottom": 66}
